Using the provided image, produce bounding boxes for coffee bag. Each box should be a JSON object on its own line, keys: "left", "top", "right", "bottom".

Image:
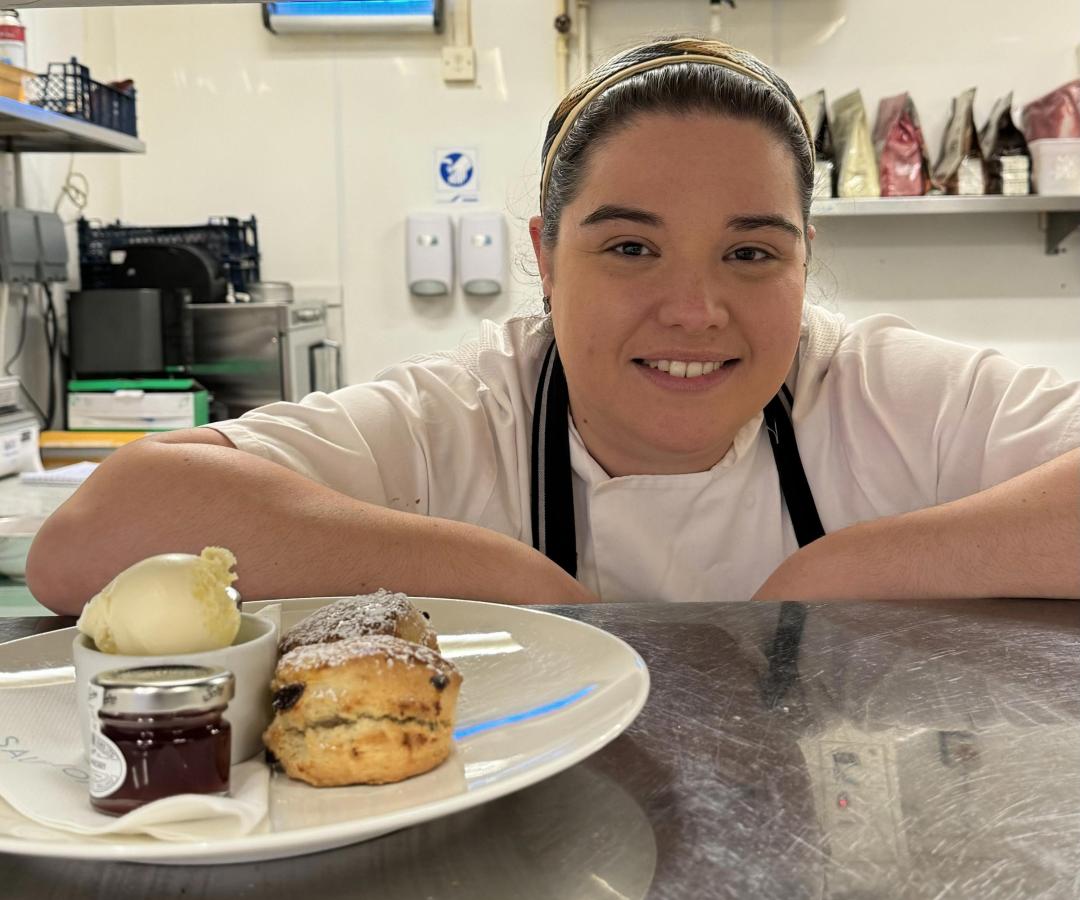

{"left": 980, "top": 93, "right": 1030, "bottom": 195}
{"left": 832, "top": 90, "right": 880, "bottom": 198}
{"left": 800, "top": 90, "right": 836, "bottom": 199}
{"left": 932, "top": 88, "right": 985, "bottom": 195}
{"left": 873, "top": 93, "right": 931, "bottom": 196}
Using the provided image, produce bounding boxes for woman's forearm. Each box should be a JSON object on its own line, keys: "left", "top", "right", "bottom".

{"left": 26, "top": 436, "right": 595, "bottom": 615}
{"left": 753, "top": 447, "right": 1080, "bottom": 601}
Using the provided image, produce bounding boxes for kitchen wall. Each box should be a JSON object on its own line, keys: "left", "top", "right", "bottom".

{"left": 17, "top": 0, "right": 1080, "bottom": 391}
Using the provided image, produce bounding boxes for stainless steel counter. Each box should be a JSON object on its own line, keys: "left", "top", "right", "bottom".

{"left": 2, "top": 598, "right": 1079, "bottom": 899}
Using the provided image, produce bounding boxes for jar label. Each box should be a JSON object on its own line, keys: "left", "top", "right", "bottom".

{"left": 89, "top": 730, "right": 127, "bottom": 799}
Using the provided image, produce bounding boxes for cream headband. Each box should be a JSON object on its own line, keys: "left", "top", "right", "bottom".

{"left": 539, "top": 52, "right": 815, "bottom": 212}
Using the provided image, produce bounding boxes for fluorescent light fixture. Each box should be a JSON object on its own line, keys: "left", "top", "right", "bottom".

{"left": 264, "top": 0, "right": 444, "bottom": 34}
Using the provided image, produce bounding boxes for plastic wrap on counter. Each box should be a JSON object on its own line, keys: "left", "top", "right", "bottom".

{"left": 800, "top": 90, "right": 836, "bottom": 198}
{"left": 831, "top": 90, "right": 880, "bottom": 198}
{"left": 873, "top": 93, "right": 931, "bottom": 196}
{"left": 932, "top": 88, "right": 985, "bottom": 195}
{"left": 1021, "top": 80, "right": 1080, "bottom": 141}
{"left": 979, "top": 93, "right": 1031, "bottom": 195}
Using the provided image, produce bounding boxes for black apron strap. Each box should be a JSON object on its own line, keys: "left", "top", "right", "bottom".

{"left": 762, "top": 385, "right": 825, "bottom": 548}
{"left": 761, "top": 384, "right": 821, "bottom": 706}
{"left": 530, "top": 341, "right": 578, "bottom": 576}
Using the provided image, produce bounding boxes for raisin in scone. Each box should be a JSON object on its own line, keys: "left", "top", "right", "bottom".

{"left": 278, "top": 590, "right": 438, "bottom": 655}
{"left": 263, "top": 634, "right": 462, "bottom": 786}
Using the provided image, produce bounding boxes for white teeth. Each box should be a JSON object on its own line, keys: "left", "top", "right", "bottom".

{"left": 643, "top": 359, "right": 727, "bottom": 379}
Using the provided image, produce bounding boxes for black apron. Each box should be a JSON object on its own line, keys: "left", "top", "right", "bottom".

{"left": 529, "top": 340, "right": 823, "bottom": 700}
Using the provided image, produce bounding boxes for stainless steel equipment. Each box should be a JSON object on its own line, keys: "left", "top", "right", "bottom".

{"left": 188, "top": 301, "right": 341, "bottom": 419}
{"left": 245, "top": 281, "right": 294, "bottom": 303}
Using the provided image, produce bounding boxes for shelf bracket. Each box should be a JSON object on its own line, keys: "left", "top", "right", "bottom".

{"left": 1041, "top": 211, "right": 1080, "bottom": 254}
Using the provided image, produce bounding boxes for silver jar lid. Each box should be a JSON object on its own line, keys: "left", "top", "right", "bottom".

{"left": 91, "top": 665, "right": 235, "bottom": 716}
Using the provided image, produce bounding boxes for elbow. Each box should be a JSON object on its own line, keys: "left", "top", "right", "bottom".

{"left": 26, "top": 507, "right": 91, "bottom": 616}
{"left": 24, "top": 442, "right": 143, "bottom": 616}
{"left": 25, "top": 434, "right": 234, "bottom": 616}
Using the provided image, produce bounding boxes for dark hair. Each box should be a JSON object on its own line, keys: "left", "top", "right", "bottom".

{"left": 539, "top": 38, "right": 814, "bottom": 254}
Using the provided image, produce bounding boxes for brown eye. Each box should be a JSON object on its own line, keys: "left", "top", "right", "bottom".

{"left": 730, "top": 247, "right": 771, "bottom": 262}
{"left": 610, "top": 241, "right": 654, "bottom": 257}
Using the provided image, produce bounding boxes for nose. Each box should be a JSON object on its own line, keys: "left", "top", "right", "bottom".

{"left": 655, "top": 272, "right": 731, "bottom": 333}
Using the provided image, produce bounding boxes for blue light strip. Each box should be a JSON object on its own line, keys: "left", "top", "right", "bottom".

{"left": 268, "top": 1, "right": 434, "bottom": 16}
{"left": 454, "top": 684, "right": 599, "bottom": 741}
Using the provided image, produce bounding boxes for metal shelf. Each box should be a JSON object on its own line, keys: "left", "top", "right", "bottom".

{"left": 811, "top": 195, "right": 1080, "bottom": 254}
{"left": 0, "top": 96, "right": 144, "bottom": 154}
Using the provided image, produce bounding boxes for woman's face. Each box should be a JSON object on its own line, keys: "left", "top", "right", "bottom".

{"left": 530, "top": 112, "right": 812, "bottom": 476}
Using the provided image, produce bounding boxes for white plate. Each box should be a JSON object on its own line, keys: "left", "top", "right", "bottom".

{"left": 0, "top": 597, "right": 649, "bottom": 864}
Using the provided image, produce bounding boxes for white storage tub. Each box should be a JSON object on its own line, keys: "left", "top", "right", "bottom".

{"left": 1029, "top": 138, "right": 1080, "bottom": 195}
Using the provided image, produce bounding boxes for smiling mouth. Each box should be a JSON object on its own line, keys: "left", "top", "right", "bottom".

{"left": 632, "top": 358, "right": 739, "bottom": 379}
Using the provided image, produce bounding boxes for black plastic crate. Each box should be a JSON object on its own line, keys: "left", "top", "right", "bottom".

{"left": 90, "top": 80, "right": 137, "bottom": 137}
{"left": 29, "top": 57, "right": 138, "bottom": 138}
{"left": 31, "top": 57, "right": 90, "bottom": 120}
{"left": 78, "top": 216, "right": 261, "bottom": 294}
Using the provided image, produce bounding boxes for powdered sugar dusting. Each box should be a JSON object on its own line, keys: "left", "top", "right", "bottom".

{"left": 279, "top": 589, "right": 438, "bottom": 653}
{"left": 280, "top": 634, "right": 460, "bottom": 678}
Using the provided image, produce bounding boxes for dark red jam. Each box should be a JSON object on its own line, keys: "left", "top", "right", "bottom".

{"left": 90, "top": 710, "right": 231, "bottom": 815}
{"left": 88, "top": 664, "right": 235, "bottom": 816}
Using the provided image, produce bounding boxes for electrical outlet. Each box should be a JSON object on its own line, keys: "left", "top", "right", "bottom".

{"left": 442, "top": 45, "right": 476, "bottom": 83}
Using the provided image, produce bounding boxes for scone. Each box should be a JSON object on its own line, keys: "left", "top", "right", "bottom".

{"left": 279, "top": 589, "right": 438, "bottom": 655}
{"left": 263, "top": 635, "right": 463, "bottom": 786}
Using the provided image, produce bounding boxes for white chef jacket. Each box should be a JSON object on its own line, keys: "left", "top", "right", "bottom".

{"left": 210, "top": 304, "right": 1080, "bottom": 603}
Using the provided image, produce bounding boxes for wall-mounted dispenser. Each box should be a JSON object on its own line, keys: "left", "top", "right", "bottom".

{"left": 457, "top": 210, "right": 506, "bottom": 296}
{"left": 35, "top": 211, "right": 69, "bottom": 283}
{"left": 406, "top": 212, "right": 453, "bottom": 297}
{"left": 0, "top": 209, "right": 37, "bottom": 283}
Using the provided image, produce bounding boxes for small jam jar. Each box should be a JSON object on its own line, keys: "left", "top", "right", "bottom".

{"left": 88, "top": 665, "right": 235, "bottom": 816}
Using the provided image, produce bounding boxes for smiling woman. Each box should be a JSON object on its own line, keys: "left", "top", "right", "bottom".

{"left": 534, "top": 114, "right": 809, "bottom": 477}
{"left": 25, "top": 38, "right": 1080, "bottom": 614}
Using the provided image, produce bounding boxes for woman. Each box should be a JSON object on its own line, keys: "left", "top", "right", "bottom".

{"left": 27, "top": 39, "right": 1080, "bottom": 614}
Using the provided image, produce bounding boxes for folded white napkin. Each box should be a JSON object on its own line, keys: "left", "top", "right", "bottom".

{"left": 0, "top": 682, "right": 269, "bottom": 841}
{"left": 0, "top": 605, "right": 279, "bottom": 843}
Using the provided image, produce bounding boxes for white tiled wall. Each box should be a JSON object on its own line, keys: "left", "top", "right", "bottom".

{"left": 18, "top": 0, "right": 1080, "bottom": 389}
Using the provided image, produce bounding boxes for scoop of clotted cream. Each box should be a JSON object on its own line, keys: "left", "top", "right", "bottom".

{"left": 77, "top": 547, "right": 240, "bottom": 655}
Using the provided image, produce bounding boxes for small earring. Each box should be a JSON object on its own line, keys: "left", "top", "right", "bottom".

{"left": 542, "top": 295, "right": 552, "bottom": 314}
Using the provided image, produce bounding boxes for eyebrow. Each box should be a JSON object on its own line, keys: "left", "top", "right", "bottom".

{"left": 579, "top": 205, "right": 663, "bottom": 228}
{"left": 579, "top": 205, "right": 803, "bottom": 240}
{"left": 727, "top": 214, "right": 803, "bottom": 240}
